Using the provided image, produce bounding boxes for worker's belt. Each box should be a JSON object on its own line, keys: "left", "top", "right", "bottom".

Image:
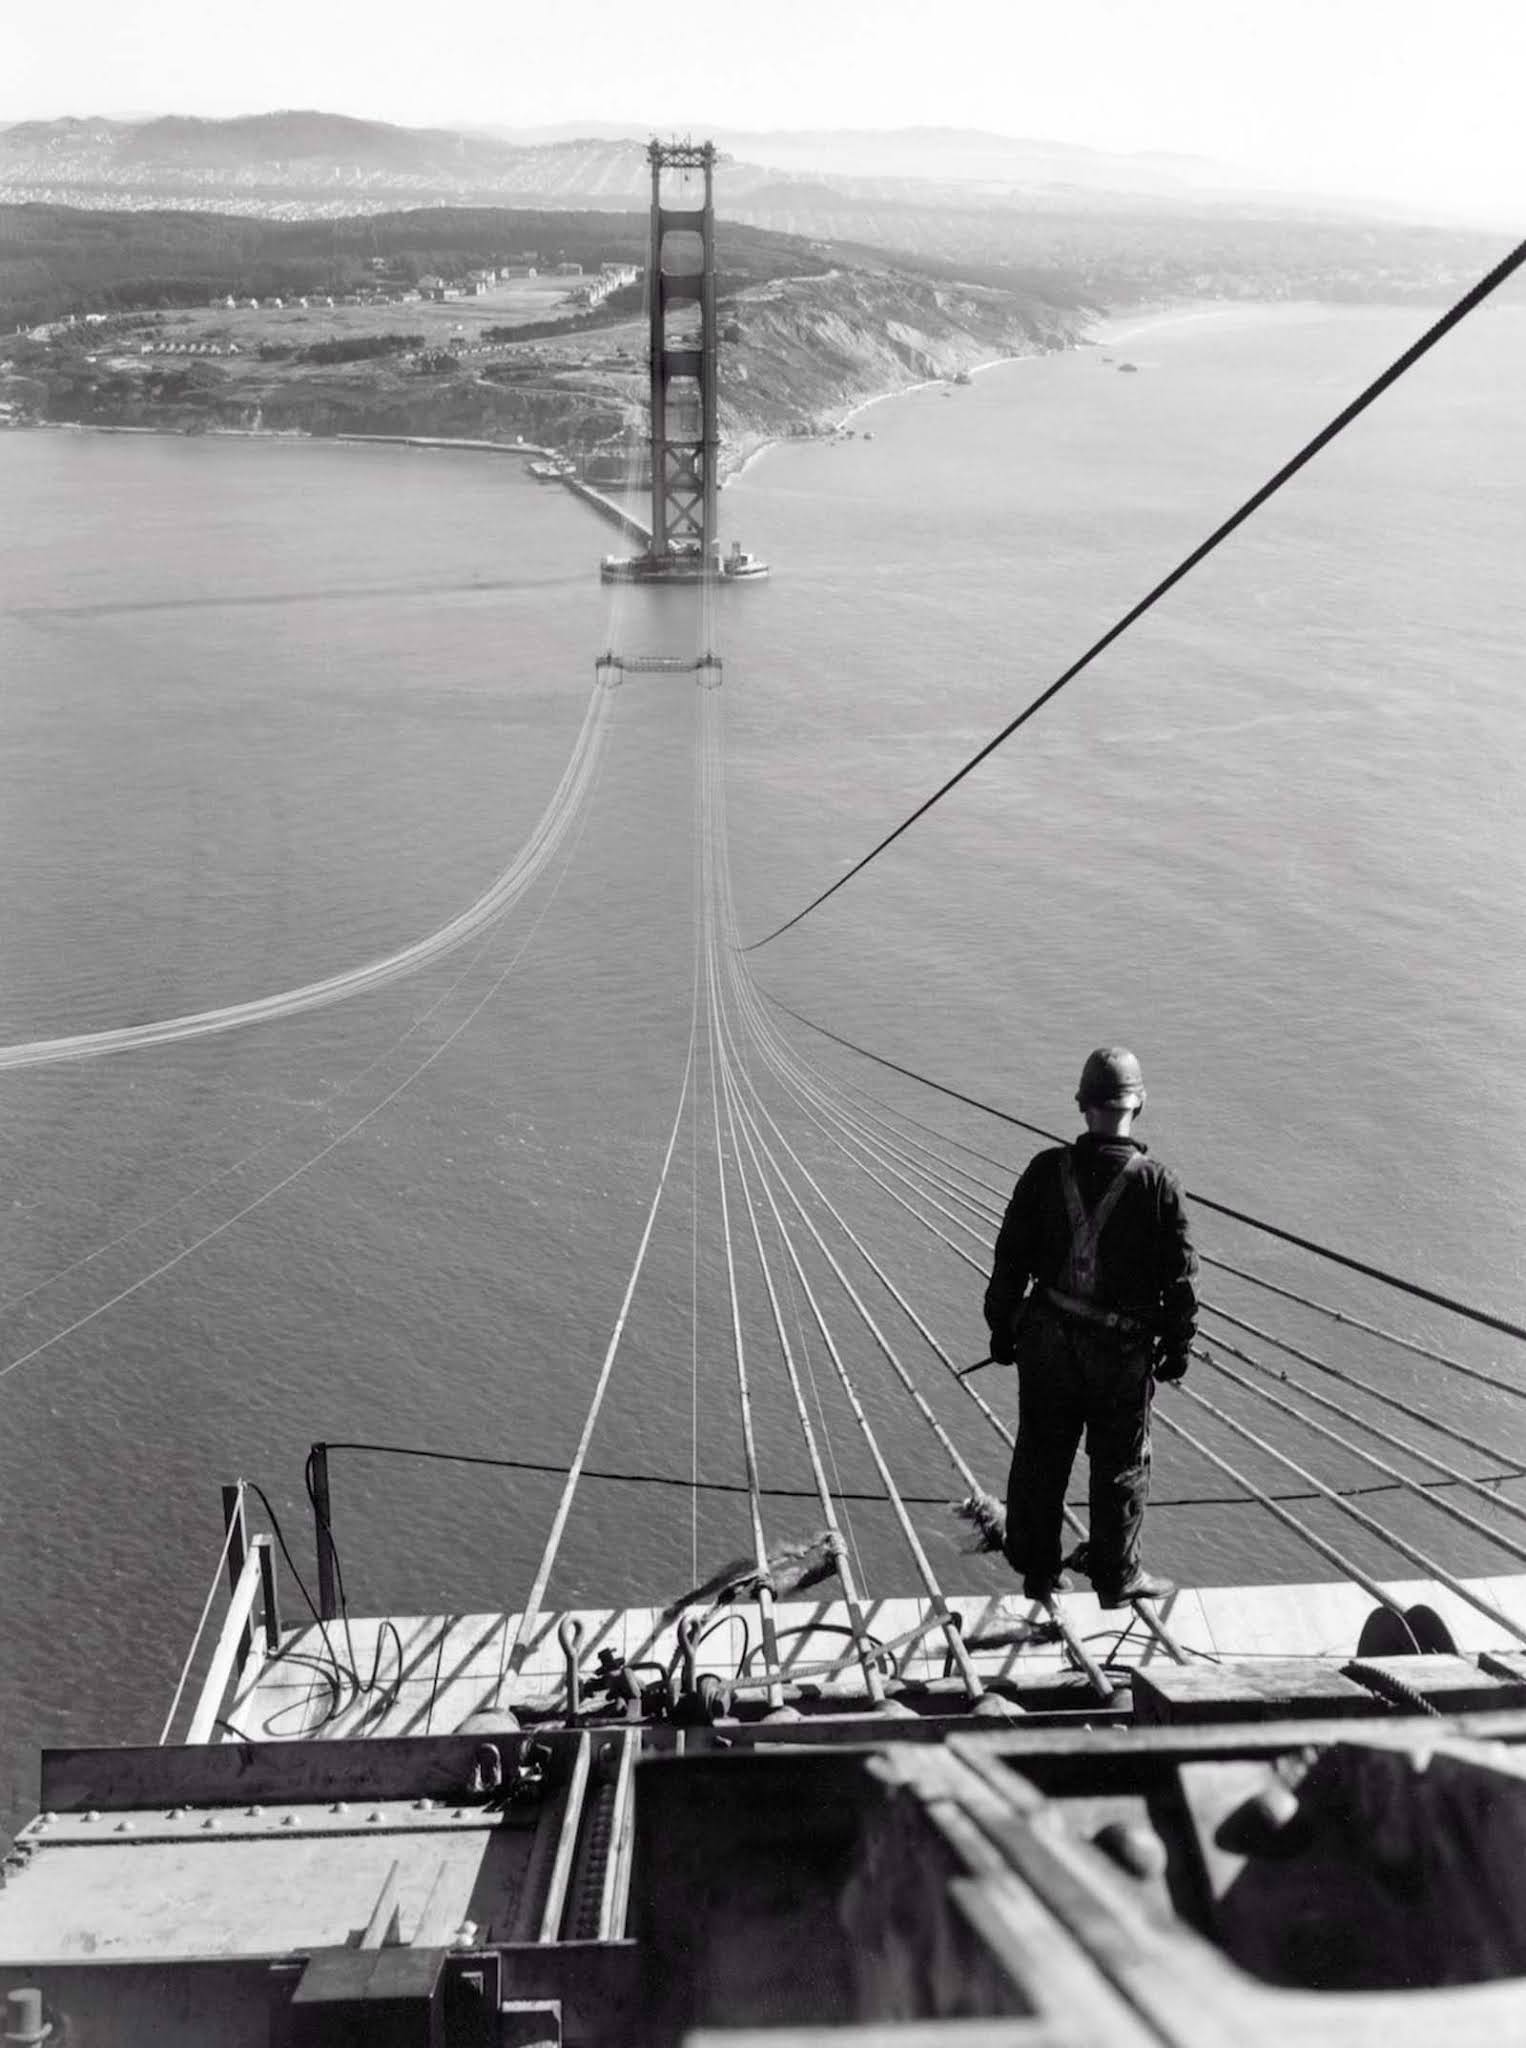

{"left": 1043, "top": 1286, "right": 1152, "bottom": 1337}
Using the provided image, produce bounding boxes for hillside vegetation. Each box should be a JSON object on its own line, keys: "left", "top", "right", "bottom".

{"left": 0, "top": 203, "right": 1085, "bottom": 466}
{"left": 0, "top": 204, "right": 828, "bottom": 334}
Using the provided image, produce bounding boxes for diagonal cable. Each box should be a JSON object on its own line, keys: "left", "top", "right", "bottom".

{"left": 747, "top": 235, "right": 1526, "bottom": 952}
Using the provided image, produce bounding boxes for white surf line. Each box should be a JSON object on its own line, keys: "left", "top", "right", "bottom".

{"left": 0, "top": 682, "right": 613, "bottom": 1072}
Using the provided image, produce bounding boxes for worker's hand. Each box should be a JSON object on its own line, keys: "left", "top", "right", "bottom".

{"left": 988, "top": 1328, "right": 1017, "bottom": 1367}
{"left": 1153, "top": 1350, "right": 1188, "bottom": 1385}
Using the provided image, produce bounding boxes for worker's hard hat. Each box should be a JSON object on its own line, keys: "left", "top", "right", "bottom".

{"left": 1077, "top": 1046, "right": 1145, "bottom": 1110}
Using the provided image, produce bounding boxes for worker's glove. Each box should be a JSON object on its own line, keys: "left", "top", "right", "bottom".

{"left": 1153, "top": 1348, "right": 1189, "bottom": 1385}
{"left": 988, "top": 1327, "right": 1018, "bottom": 1367}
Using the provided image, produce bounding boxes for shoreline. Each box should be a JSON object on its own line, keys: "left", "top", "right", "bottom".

{"left": 13, "top": 301, "right": 1319, "bottom": 509}
{"left": 724, "top": 344, "right": 1059, "bottom": 489}
{"left": 21, "top": 419, "right": 562, "bottom": 458}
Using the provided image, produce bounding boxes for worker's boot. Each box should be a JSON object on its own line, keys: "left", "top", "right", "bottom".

{"left": 1022, "top": 1571, "right": 1071, "bottom": 1602}
{"left": 1095, "top": 1569, "right": 1174, "bottom": 1609}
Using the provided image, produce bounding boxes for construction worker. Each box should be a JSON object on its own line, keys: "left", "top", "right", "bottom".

{"left": 984, "top": 1048, "right": 1197, "bottom": 1606}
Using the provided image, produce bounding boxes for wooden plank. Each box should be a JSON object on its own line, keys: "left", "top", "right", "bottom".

{"left": 185, "top": 1539, "right": 269, "bottom": 1745}
{"left": 1132, "top": 1660, "right": 1376, "bottom": 1727}
{"left": 951, "top": 1875, "right": 1161, "bottom": 2042}
{"left": 597, "top": 1733, "right": 638, "bottom": 1941}
{"left": 1194, "top": 1581, "right": 1373, "bottom": 1660}
{"left": 1345, "top": 1655, "right": 1525, "bottom": 1713}
{"left": 536, "top": 1734, "right": 592, "bottom": 1944}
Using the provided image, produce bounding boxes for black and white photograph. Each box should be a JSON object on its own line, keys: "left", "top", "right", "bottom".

{"left": 1, "top": 2, "right": 1522, "bottom": 2039}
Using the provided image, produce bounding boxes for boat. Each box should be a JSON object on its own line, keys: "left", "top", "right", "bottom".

{"left": 599, "top": 541, "right": 770, "bottom": 584}
{"left": 528, "top": 457, "right": 576, "bottom": 481}
{"left": 720, "top": 542, "right": 769, "bottom": 580}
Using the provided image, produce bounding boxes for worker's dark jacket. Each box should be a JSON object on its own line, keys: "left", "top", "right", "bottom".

{"left": 984, "top": 1135, "right": 1198, "bottom": 1365}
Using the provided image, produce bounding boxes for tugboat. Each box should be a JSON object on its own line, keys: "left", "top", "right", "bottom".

{"left": 599, "top": 540, "right": 769, "bottom": 584}
{"left": 720, "top": 540, "right": 769, "bottom": 580}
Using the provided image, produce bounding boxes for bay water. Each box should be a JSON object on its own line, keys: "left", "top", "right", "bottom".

{"left": 1, "top": 302, "right": 1523, "bottom": 1821}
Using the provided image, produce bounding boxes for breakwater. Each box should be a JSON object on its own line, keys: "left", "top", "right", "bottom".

{"left": 558, "top": 472, "right": 651, "bottom": 545}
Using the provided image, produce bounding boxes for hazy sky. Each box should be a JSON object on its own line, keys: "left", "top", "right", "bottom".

{"left": 9, "top": 0, "right": 1523, "bottom": 223}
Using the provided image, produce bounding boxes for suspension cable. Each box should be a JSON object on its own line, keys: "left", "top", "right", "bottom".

{"left": 713, "top": 1016, "right": 888, "bottom": 1702}
{"left": 722, "top": 1010, "right": 987, "bottom": 1502}
{"left": 763, "top": 1000, "right": 1526, "bottom": 1343}
{"left": 311, "top": 1434, "right": 1526, "bottom": 1512}
{"left": 745, "top": 985, "right": 1512, "bottom": 1513}
{"left": 705, "top": 722, "right": 983, "bottom": 1696}
{"left": 1173, "top": 1381, "right": 1526, "bottom": 1646}
{"left": 1202, "top": 1266, "right": 1526, "bottom": 1401}
{"left": 722, "top": 1064, "right": 985, "bottom": 1696}
{"left": 701, "top": 776, "right": 787, "bottom": 1710}
{"left": 757, "top": 1028, "right": 1526, "bottom": 1492}
{"left": 706, "top": 714, "right": 1160, "bottom": 1670}
{"left": 499, "top": 1004, "right": 701, "bottom": 1685}
{"left": 745, "top": 1028, "right": 996, "bottom": 1262}
{"left": 0, "top": 677, "right": 615, "bottom": 1072}
{"left": 757, "top": 1039, "right": 1015, "bottom": 1209}
{"left": 742, "top": 1028, "right": 1526, "bottom": 1541}
{"left": 0, "top": 762, "right": 615, "bottom": 1389}
{"left": 734, "top": 946, "right": 1524, "bottom": 1664}
{"left": 1151, "top": 1407, "right": 1418, "bottom": 1638}
{"left": 702, "top": 705, "right": 886, "bottom": 1699}
{"left": 747, "top": 236, "right": 1526, "bottom": 952}
{"left": 1196, "top": 1344, "right": 1526, "bottom": 1570}
{"left": 1200, "top": 1303, "right": 1526, "bottom": 1475}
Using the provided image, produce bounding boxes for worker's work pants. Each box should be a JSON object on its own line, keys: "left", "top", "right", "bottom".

{"left": 1004, "top": 1309, "right": 1153, "bottom": 1594}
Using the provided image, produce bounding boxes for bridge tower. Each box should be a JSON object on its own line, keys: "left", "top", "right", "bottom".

{"left": 648, "top": 137, "right": 718, "bottom": 567}
{"left": 600, "top": 139, "right": 766, "bottom": 583}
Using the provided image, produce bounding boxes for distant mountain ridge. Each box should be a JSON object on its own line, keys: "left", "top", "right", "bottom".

{"left": 0, "top": 108, "right": 1418, "bottom": 221}
{"left": 0, "top": 111, "right": 647, "bottom": 191}
{"left": 0, "top": 110, "right": 1499, "bottom": 310}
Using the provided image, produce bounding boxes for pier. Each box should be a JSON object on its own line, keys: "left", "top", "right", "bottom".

{"left": 560, "top": 472, "right": 652, "bottom": 546}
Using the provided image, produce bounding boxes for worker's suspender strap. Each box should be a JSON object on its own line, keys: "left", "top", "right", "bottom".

{"left": 1059, "top": 1149, "right": 1145, "bottom": 1301}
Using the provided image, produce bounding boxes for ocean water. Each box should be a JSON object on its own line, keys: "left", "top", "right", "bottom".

{"left": 1, "top": 303, "right": 1523, "bottom": 1821}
